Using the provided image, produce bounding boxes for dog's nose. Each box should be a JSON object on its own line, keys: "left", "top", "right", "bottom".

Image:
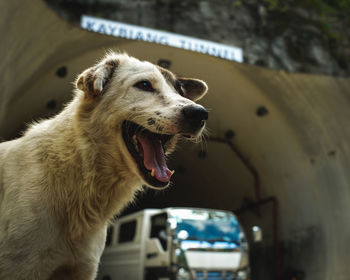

{"left": 181, "top": 105, "right": 208, "bottom": 131}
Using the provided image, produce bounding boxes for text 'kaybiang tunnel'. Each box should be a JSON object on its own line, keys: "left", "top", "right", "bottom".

{"left": 1, "top": 1, "right": 350, "bottom": 280}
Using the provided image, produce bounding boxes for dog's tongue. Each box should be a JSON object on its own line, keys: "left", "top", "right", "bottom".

{"left": 137, "top": 133, "right": 173, "bottom": 183}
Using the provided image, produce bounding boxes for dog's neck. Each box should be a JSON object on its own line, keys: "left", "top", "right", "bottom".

{"left": 40, "top": 98, "right": 142, "bottom": 242}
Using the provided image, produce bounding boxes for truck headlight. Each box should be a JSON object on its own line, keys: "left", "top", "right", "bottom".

{"left": 176, "top": 267, "right": 191, "bottom": 280}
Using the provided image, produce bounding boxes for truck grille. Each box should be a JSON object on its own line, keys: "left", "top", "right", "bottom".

{"left": 194, "top": 270, "right": 235, "bottom": 280}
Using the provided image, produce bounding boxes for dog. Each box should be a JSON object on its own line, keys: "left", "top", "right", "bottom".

{"left": 0, "top": 52, "right": 208, "bottom": 280}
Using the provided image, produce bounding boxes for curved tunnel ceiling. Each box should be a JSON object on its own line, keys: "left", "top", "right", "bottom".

{"left": 2, "top": 1, "right": 350, "bottom": 280}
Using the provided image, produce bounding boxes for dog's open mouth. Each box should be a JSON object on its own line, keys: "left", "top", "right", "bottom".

{"left": 122, "top": 121, "right": 175, "bottom": 188}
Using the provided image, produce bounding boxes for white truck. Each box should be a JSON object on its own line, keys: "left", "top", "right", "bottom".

{"left": 97, "top": 208, "right": 249, "bottom": 280}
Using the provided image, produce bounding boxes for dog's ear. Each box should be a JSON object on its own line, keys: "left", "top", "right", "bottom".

{"left": 76, "top": 60, "right": 118, "bottom": 99}
{"left": 179, "top": 78, "right": 208, "bottom": 101}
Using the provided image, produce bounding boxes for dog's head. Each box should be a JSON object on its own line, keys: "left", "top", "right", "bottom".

{"left": 76, "top": 53, "right": 208, "bottom": 189}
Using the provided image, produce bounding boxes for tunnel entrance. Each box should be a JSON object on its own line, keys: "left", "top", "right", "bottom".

{"left": 2, "top": 44, "right": 346, "bottom": 280}
{"left": 2, "top": 2, "right": 350, "bottom": 279}
{"left": 121, "top": 135, "right": 282, "bottom": 280}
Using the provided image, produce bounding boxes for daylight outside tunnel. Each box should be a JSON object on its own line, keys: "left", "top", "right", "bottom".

{"left": 1, "top": 0, "right": 350, "bottom": 280}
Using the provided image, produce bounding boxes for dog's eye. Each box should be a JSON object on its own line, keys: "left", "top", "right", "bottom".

{"left": 175, "top": 81, "right": 184, "bottom": 96}
{"left": 134, "top": 80, "right": 155, "bottom": 92}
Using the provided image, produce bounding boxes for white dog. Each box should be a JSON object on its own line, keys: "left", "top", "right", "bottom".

{"left": 0, "top": 52, "right": 208, "bottom": 280}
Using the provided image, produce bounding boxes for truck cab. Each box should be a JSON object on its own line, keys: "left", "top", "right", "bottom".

{"left": 97, "top": 208, "right": 249, "bottom": 280}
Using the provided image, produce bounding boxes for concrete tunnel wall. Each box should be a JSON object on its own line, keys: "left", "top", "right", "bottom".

{"left": 1, "top": 1, "right": 350, "bottom": 279}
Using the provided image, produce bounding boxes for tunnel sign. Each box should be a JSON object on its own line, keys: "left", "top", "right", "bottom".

{"left": 81, "top": 15, "right": 243, "bottom": 63}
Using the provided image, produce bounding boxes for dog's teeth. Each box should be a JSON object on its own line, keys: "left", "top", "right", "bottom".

{"left": 132, "top": 135, "right": 139, "bottom": 152}
{"left": 171, "top": 170, "right": 175, "bottom": 175}
{"left": 151, "top": 169, "right": 155, "bottom": 177}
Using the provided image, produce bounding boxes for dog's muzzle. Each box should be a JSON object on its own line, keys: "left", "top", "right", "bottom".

{"left": 122, "top": 121, "right": 175, "bottom": 189}
{"left": 181, "top": 105, "right": 209, "bottom": 133}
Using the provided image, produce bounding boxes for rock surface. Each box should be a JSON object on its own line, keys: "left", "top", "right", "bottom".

{"left": 45, "top": 0, "right": 350, "bottom": 76}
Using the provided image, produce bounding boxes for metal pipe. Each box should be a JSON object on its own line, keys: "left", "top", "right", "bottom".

{"left": 207, "top": 136, "right": 261, "bottom": 204}
{"left": 236, "top": 197, "right": 280, "bottom": 280}
{"left": 206, "top": 136, "right": 280, "bottom": 280}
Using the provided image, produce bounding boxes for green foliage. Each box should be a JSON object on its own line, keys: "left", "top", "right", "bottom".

{"left": 324, "top": 0, "right": 350, "bottom": 9}
{"left": 234, "top": 0, "right": 349, "bottom": 42}
{"left": 263, "top": 0, "right": 284, "bottom": 10}
{"left": 261, "top": 0, "right": 350, "bottom": 13}
{"left": 238, "top": 0, "right": 349, "bottom": 47}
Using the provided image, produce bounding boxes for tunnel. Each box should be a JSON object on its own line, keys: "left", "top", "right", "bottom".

{"left": 2, "top": 1, "right": 350, "bottom": 280}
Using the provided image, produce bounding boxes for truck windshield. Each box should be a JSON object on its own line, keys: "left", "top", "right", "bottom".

{"left": 169, "top": 209, "right": 242, "bottom": 251}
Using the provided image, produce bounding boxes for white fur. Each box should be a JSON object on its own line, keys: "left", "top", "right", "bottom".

{"left": 0, "top": 53, "right": 207, "bottom": 280}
